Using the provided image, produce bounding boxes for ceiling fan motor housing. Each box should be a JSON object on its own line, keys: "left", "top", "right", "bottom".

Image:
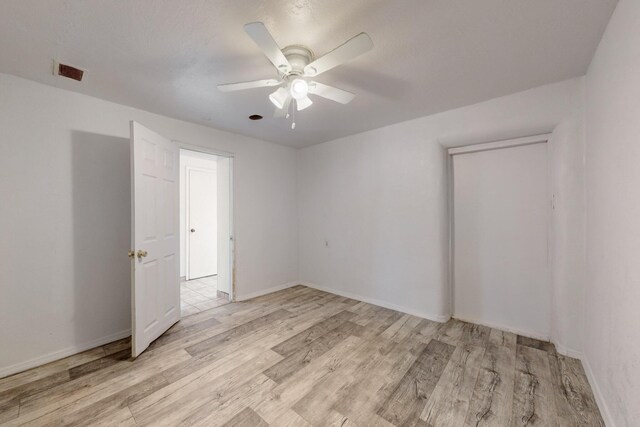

{"left": 281, "top": 46, "right": 314, "bottom": 76}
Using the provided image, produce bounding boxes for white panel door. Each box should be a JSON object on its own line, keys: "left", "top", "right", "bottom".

{"left": 453, "top": 142, "right": 550, "bottom": 338}
{"left": 187, "top": 168, "right": 217, "bottom": 279}
{"left": 130, "top": 121, "right": 180, "bottom": 357}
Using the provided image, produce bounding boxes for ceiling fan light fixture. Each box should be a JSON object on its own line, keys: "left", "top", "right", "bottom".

{"left": 269, "top": 87, "right": 289, "bottom": 109}
{"left": 296, "top": 95, "right": 313, "bottom": 111}
{"left": 290, "top": 78, "right": 309, "bottom": 100}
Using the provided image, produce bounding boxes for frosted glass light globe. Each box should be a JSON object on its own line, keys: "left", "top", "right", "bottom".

{"left": 290, "top": 79, "right": 308, "bottom": 99}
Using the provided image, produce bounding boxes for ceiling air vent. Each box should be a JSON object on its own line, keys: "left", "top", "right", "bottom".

{"left": 53, "top": 61, "right": 85, "bottom": 82}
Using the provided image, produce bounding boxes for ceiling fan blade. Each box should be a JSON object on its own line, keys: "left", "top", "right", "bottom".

{"left": 217, "top": 79, "right": 281, "bottom": 92}
{"left": 296, "top": 96, "right": 313, "bottom": 111}
{"left": 274, "top": 96, "right": 292, "bottom": 118}
{"left": 244, "top": 22, "right": 292, "bottom": 74}
{"left": 308, "top": 81, "right": 355, "bottom": 104}
{"left": 304, "top": 33, "right": 373, "bottom": 77}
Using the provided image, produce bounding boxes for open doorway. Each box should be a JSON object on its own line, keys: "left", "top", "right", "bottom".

{"left": 179, "top": 148, "right": 233, "bottom": 316}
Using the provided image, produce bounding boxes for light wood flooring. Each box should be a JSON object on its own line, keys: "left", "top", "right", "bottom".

{"left": 0, "top": 285, "right": 604, "bottom": 426}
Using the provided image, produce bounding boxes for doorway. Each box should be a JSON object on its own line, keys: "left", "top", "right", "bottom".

{"left": 179, "top": 149, "right": 233, "bottom": 316}
{"left": 449, "top": 135, "right": 551, "bottom": 340}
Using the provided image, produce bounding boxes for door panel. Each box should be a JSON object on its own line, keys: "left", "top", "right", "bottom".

{"left": 131, "top": 121, "right": 180, "bottom": 357}
{"left": 187, "top": 168, "right": 217, "bottom": 280}
{"left": 453, "top": 142, "right": 550, "bottom": 338}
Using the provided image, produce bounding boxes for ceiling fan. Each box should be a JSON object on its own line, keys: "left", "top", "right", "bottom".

{"left": 218, "top": 22, "right": 373, "bottom": 127}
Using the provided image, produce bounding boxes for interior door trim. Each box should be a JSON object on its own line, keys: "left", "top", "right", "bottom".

{"left": 447, "top": 133, "right": 552, "bottom": 155}
{"left": 177, "top": 143, "right": 235, "bottom": 302}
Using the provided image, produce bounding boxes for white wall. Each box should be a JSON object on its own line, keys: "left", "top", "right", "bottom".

{"left": 0, "top": 73, "right": 298, "bottom": 377}
{"left": 548, "top": 97, "right": 587, "bottom": 357}
{"left": 583, "top": 0, "right": 640, "bottom": 425}
{"left": 179, "top": 150, "right": 218, "bottom": 278}
{"left": 298, "top": 77, "right": 585, "bottom": 341}
{"left": 298, "top": 123, "right": 450, "bottom": 320}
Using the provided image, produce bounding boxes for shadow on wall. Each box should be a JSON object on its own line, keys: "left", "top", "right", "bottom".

{"left": 71, "top": 131, "right": 131, "bottom": 344}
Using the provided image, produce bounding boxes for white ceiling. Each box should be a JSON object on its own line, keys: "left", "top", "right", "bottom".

{"left": 0, "top": 0, "right": 616, "bottom": 148}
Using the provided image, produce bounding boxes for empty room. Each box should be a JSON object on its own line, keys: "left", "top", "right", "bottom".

{"left": 0, "top": 1, "right": 637, "bottom": 426}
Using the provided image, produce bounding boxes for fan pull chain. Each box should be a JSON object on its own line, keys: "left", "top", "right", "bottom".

{"left": 291, "top": 100, "right": 296, "bottom": 130}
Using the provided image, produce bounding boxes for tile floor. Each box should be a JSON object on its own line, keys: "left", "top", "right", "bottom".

{"left": 180, "top": 275, "right": 229, "bottom": 316}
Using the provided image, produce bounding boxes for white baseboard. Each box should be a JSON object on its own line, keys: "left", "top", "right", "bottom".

{"left": 300, "top": 282, "right": 450, "bottom": 323}
{"left": 451, "top": 314, "right": 550, "bottom": 342}
{"left": 552, "top": 341, "right": 583, "bottom": 359}
{"left": 582, "top": 356, "right": 615, "bottom": 427}
{"left": 235, "top": 281, "right": 299, "bottom": 302}
{"left": 0, "top": 329, "right": 131, "bottom": 379}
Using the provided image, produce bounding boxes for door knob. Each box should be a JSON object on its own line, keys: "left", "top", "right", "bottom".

{"left": 128, "top": 250, "right": 135, "bottom": 259}
{"left": 190, "top": 228, "right": 196, "bottom": 233}
{"left": 137, "top": 250, "right": 148, "bottom": 259}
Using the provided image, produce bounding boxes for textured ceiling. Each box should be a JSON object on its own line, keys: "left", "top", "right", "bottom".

{"left": 0, "top": 0, "right": 617, "bottom": 147}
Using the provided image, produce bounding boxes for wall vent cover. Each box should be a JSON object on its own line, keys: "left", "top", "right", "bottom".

{"left": 54, "top": 61, "right": 85, "bottom": 81}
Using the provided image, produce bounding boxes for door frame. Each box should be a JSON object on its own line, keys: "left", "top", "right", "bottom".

{"left": 446, "top": 133, "right": 552, "bottom": 326}
{"left": 177, "top": 142, "right": 236, "bottom": 302}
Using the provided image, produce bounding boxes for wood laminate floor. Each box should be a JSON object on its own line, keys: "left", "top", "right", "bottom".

{"left": 0, "top": 286, "right": 604, "bottom": 426}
